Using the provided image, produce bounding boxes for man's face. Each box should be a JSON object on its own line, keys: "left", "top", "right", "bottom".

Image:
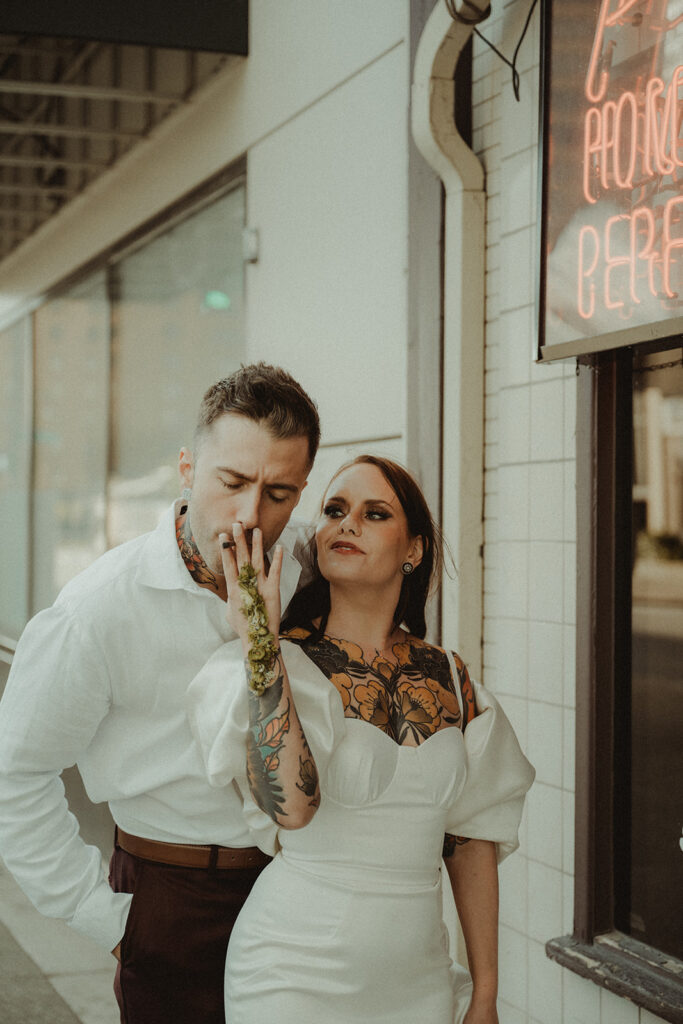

{"left": 179, "top": 413, "right": 310, "bottom": 577}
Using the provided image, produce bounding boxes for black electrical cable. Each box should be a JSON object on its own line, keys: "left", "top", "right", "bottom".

{"left": 446, "top": 0, "right": 540, "bottom": 102}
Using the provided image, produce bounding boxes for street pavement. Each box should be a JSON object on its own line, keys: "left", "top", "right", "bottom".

{"left": 0, "top": 859, "right": 118, "bottom": 1024}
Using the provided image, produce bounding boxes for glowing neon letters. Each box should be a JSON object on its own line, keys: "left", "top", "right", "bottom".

{"left": 574, "top": 1, "right": 682, "bottom": 320}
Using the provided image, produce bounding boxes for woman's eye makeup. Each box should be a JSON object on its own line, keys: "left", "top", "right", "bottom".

{"left": 322, "top": 502, "right": 391, "bottom": 520}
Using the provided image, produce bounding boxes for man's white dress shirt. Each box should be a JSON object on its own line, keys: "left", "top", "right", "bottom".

{"left": 0, "top": 501, "right": 305, "bottom": 952}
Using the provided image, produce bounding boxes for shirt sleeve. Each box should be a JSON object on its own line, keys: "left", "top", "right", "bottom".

{"left": 0, "top": 603, "right": 132, "bottom": 952}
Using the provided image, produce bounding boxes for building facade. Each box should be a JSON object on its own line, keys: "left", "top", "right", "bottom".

{"left": 0, "top": 2, "right": 680, "bottom": 1022}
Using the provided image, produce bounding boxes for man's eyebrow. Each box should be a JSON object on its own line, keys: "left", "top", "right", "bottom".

{"left": 216, "top": 467, "right": 299, "bottom": 492}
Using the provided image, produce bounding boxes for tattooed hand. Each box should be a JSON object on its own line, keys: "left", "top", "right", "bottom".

{"left": 221, "top": 523, "right": 283, "bottom": 647}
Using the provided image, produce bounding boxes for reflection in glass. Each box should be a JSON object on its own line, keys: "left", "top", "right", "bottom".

{"left": 108, "top": 185, "right": 246, "bottom": 547}
{"left": 0, "top": 317, "right": 31, "bottom": 637}
{"left": 32, "top": 276, "right": 109, "bottom": 613}
{"left": 630, "top": 349, "right": 683, "bottom": 959}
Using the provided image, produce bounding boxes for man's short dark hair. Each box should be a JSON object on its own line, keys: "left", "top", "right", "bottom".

{"left": 195, "top": 363, "right": 320, "bottom": 466}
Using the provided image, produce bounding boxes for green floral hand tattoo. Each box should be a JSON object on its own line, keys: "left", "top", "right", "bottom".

{"left": 238, "top": 563, "right": 279, "bottom": 695}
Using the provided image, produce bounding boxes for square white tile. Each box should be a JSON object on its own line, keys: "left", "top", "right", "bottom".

{"left": 527, "top": 782, "right": 563, "bottom": 871}
{"left": 499, "top": 850, "right": 528, "bottom": 933}
{"left": 563, "top": 872, "right": 574, "bottom": 935}
{"left": 563, "top": 625, "right": 576, "bottom": 708}
{"left": 499, "top": 227, "right": 535, "bottom": 312}
{"left": 530, "top": 380, "right": 565, "bottom": 462}
{"left": 499, "top": 305, "right": 534, "bottom": 387}
{"left": 528, "top": 542, "right": 564, "bottom": 624}
{"left": 527, "top": 700, "right": 564, "bottom": 787}
{"left": 497, "top": 464, "right": 530, "bottom": 541}
{"left": 498, "top": 541, "right": 530, "bottom": 621}
{"left": 527, "top": 862, "right": 564, "bottom": 943}
{"left": 491, "top": 617, "right": 528, "bottom": 699}
{"left": 563, "top": 790, "right": 575, "bottom": 875}
{"left": 564, "top": 376, "right": 578, "bottom": 460}
{"left": 501, "top": 150, "right": 534, "bottom": 235}
{"left": 564, "top": 458, "right": 577, "bottom": 542}
{"left": 498, "top": 385, "right": 531, "bottom": 465}
{"left": 529, "top": 461, "right": 565, "bottom": 542}
{"left": 528, "top": 938, "right": 563, "bottom": 1024}
{"left": 528, "top": 620, "right": 564, "bottom": 705}
{"left": 563, "top": 708, "right": 576, "bottom": 791}
{"left": 600, "top": 986, "right": 640, "bottom": 1023}
{"left": 498, "top": 1002, "right": 527, "bottom": 1024}
{"left": 564, "top": 542, "right": 577, "bottom": 625}
{"left": 499, "top": 925, "right": 528, "bottom": 1012}
{"left": 562, "top": 967, "right": 601, "bottom": 1023}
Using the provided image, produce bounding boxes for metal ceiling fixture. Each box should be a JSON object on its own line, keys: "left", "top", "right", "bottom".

{"left": 0, "top": 35, "right": 232, "bottom": 263}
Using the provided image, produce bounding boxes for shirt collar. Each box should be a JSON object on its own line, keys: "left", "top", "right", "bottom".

{"left": 135, "top": 501, "right": 302, "bottom": 605}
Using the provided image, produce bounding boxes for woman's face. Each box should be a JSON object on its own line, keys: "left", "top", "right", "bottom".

{"left": 316, "top": 463, "right": 422, "bottom": 589}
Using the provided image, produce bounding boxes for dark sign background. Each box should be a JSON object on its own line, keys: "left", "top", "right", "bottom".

{"left": 539, "top": 0, "right": 683, "bottom": 360}
{"left": 0, "top": 1, "right": 248, "bottom": 55}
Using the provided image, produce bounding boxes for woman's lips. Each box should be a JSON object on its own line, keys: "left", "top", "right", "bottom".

{"left": 330, "top": 542, "right": 363, "bottom": 553}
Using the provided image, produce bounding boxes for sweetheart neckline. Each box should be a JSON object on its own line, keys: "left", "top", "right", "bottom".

{"left": 342, "top": 715, "right": 464, "bottom": 753}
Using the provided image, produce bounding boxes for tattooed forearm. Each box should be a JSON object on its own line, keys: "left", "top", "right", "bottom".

{"left": 246, "top": 670, "right": 290, "bottom": 820}
{"left": 296, "top": 721, "right": 321, "bottom": 808}
{"left": 175, "top": 511, "right": 219, "bottom": 590}
{"left": 442, "top": 832, "right": 472, "bottom": 858}
{"left": 245, "top": 653, "right": 320, "bottom": 826}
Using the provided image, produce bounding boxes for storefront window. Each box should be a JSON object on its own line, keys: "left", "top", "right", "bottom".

{"left": 548, "top": 345, "right": 683, "bottom": 1021}
{"left": 0, "top": 177, "right": 246, "bottom": 630}
{"left": 0, "top": 316, "right": 31, "bottom": 638}
{"left": 108, "top": 185, "right": 246, "bottom": 547}
{"left": 31, "top": 273, "right": 110, "bottom": 615}
{"left": 627, "top": 349, "right": 683, "bottom": 960}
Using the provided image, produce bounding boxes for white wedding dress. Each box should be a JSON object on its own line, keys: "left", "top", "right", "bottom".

{"left": 187, "top": 639, "right": 534, "bottom": 1024}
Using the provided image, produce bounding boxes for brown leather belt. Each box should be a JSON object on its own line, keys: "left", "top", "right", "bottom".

{"left": 116, "top": 828, "right": 271, "bottom": 870}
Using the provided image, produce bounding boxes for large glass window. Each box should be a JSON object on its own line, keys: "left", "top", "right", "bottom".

{"left": 548, "top": 344, "right": 683, "bottom": 1021}
{"left": 0, "top": 316, "right": 31, "bottom": 639}
{"left": 627, "top": 350, "right": 683, "bottom": 960}
{"left": 108, "top": 186, "right": 246, "bottom": 547}
{"left": 1, "top": 178, "right": 246, "bottom": 631}
{"left": 32, "top": 273, "right": 110, "bottom": 614}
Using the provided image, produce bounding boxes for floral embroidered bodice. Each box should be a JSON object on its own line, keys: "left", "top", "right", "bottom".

{"left": 280, "top": 627, "right": 476, "bottom": 747}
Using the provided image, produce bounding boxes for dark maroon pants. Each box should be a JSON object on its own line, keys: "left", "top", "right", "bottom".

{"left": 108, "top": 839, "right": 268, "bottom": 1024}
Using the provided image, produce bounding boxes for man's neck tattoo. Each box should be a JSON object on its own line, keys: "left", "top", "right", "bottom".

{"left": 175, "top": 511, "right": 220, "bottom": 591}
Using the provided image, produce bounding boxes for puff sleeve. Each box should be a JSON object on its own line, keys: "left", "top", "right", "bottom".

{"left": 446, "top": 680, "right": 535, "bottom": 862}
{"left": 186, "top": 639, "right": 345, "bottom": 853}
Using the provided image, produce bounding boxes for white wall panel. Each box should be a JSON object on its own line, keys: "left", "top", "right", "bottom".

{"left": 246, "top": 45, "right": 408, "bottom": 444}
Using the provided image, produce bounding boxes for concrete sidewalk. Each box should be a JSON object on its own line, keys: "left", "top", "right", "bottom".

{"left": 0, "top": 860, "right": 118, "bottom": 1024}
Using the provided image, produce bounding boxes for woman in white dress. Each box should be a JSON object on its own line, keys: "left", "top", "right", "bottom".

{"left": 187, "top": 455, "right": 534, "bottom": 1024}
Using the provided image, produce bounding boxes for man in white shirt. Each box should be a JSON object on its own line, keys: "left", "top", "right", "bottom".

{"left": 0, "top": 363, "right": 320, "bottom": 1024}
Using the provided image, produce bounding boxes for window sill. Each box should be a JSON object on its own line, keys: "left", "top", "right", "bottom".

{"left": 546, "top": 932, "right": 683, "bottom": 1024}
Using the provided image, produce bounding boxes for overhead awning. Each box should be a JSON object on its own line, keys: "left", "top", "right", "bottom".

{"left": 0, "top": 1, "right": 248, "bottom": 55}
{"left": 0, "top": 3, "right": 248, "bottom": 264}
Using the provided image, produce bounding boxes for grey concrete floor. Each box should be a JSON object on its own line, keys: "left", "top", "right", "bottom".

{"left": 0, "top": 859, "right": 119, "bottom": 1024}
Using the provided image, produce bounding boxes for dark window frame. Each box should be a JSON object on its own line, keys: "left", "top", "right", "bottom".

{"left": 545, "top": 346, "right": 683, "bottom": 1023}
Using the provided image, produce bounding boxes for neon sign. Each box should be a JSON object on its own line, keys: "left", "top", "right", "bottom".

{"left": 539, "top": 0, "right": 683, "bottom": 359}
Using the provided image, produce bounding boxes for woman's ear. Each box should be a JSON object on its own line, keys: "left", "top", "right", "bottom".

{"left": 408, "top": 535, "right": 424, "bottom": 569}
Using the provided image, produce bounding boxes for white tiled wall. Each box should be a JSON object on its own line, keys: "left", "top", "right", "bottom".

{"left": 473, "top": 3, "right": 665, "bottom": 1022}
